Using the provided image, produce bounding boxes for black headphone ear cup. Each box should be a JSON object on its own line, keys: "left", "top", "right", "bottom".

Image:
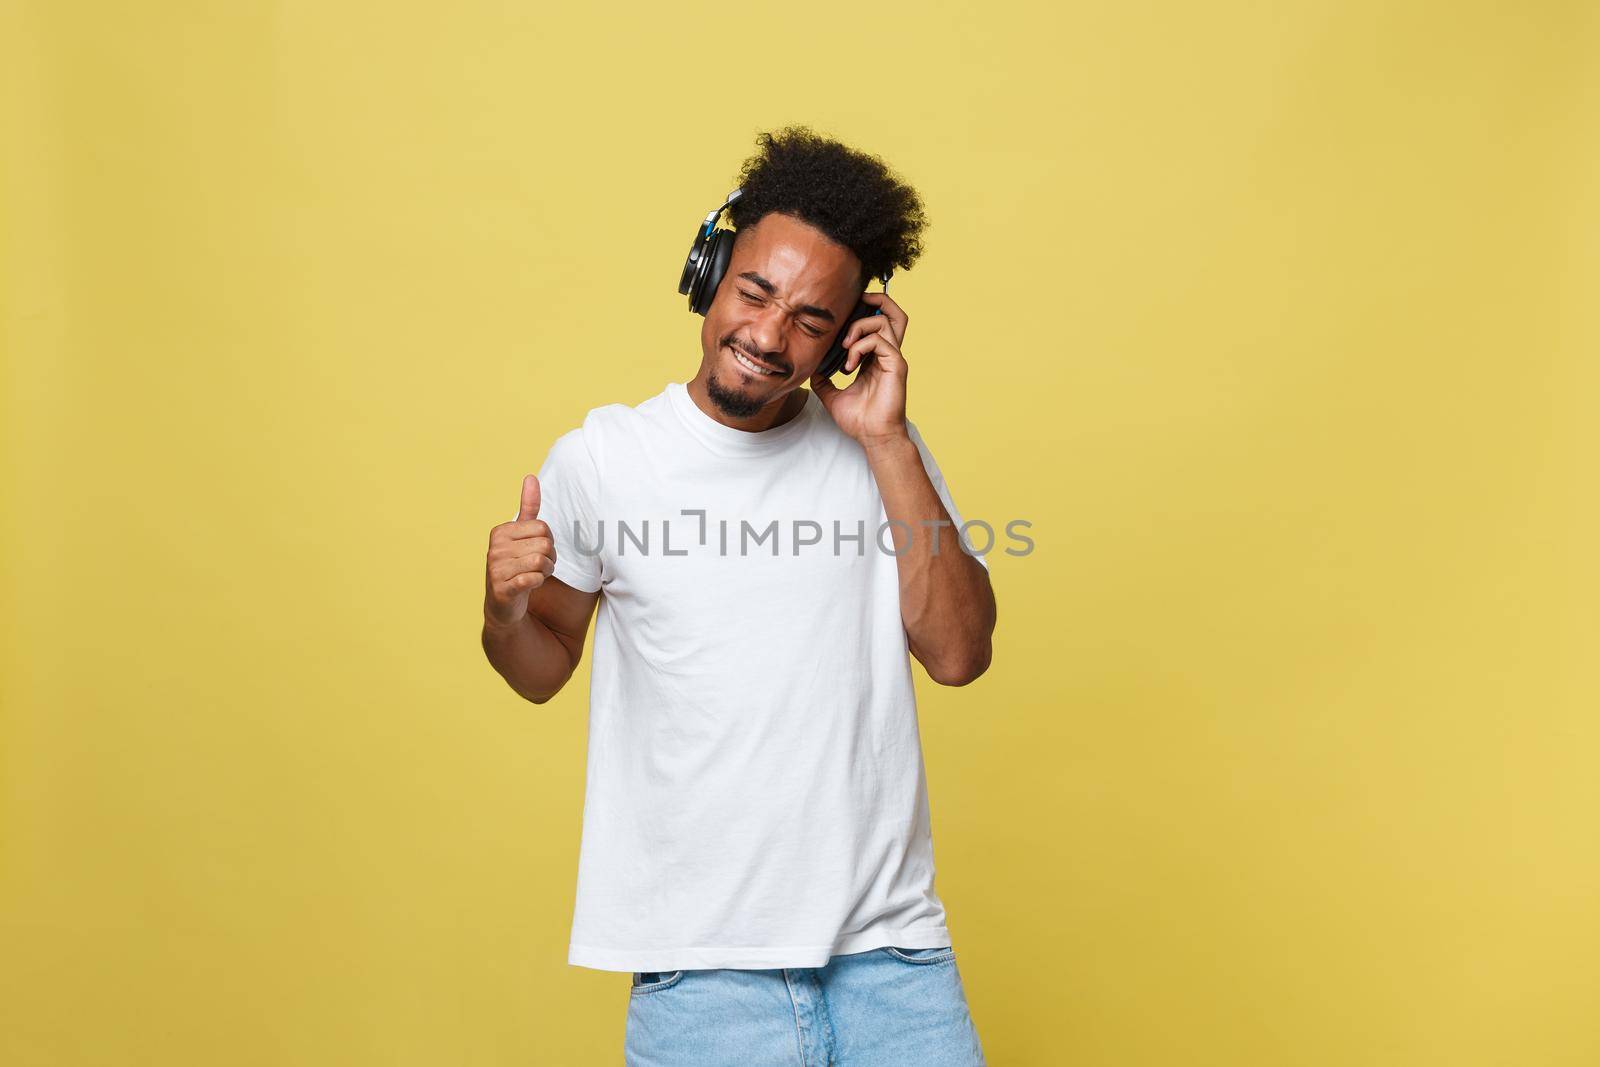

{"left": 679, "top": 224, "right": 710, "bottom": 298}
{"left": 817, "top": 299, "right": 875, "bottom": 378}
{"left": 817, "top": 322, "right": 848, "bottom": 379}
{"left": 693, "top": 229, "right": 735, "bottom": 316}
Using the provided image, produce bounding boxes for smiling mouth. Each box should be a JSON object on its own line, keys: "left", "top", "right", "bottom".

{"left": 727, "top": 346, "right": 785, "bottom": 378}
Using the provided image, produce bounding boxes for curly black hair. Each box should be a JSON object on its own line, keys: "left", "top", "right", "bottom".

{"left": 725, "top": 125, "right": 928, "bottom": 290}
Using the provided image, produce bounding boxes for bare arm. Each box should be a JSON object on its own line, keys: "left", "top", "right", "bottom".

{"left": 481, "top": 472, "right": 601, "bottom": 704}
{"left": 482, "top": 576, "right": 600, "bottom": 704}
{"left": 807, "top": 288, "right": 997, "bottom": 688}
{"left": 866, "top": 432, "right": 997, "bottom": 686}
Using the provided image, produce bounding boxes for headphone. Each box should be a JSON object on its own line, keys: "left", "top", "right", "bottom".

{"left": 677, "top": 187, "right": 892, "bottom": 379}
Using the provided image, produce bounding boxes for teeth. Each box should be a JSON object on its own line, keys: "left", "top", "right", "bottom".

{"left": 733, "top": 349, "right": 779, "bottom": 376}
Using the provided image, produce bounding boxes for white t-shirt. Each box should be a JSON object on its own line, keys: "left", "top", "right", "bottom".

{"left": 532, "top": 379, "right": 988, "bottom": 973}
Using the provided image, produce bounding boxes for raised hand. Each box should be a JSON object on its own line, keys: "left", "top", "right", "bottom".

{"left": 483, "top": 474, "right": 557, "bottom": 628}
{"left": 809, "top": 290, "right": 911, "bottom": 448}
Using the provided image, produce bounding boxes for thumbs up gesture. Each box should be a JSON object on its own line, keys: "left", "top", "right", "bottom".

{"left": 484, "top": 474, "right": 557, "bottom": 628}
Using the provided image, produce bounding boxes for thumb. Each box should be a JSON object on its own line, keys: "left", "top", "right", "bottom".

{"left": 517, "top": 474, "right": 541, "bottom": 521}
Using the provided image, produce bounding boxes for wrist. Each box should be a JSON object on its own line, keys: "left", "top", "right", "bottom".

{"left": 482, "top": 608, "right": 528, "bottom": 639}
{"left": 860, "top": 426, "right": 913, "bottom": 457}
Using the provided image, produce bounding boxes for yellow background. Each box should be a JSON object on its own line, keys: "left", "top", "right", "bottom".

{"left": 4, "top": 2, "right": 1597, "bottom": 1063}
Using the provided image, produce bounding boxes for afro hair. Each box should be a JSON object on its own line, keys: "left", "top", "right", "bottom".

{"left": 725, "top": 125, "right": 928, "bottom": 290}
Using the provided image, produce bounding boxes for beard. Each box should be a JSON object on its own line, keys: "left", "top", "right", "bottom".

{"left": 705, "top": 369, "right": 770, "bottom": 418}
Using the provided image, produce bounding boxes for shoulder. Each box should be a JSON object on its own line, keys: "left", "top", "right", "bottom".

{"left": 577, "top": 385, "right": 674, "bottom": 440}
{"left": 577, "top": 400, "right": 643, "bottom": 440}
{"left": 551, "top": 389, "right": 673, "bottom": 474}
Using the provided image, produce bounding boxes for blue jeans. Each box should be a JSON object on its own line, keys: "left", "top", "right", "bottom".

{"left": 624, "top": 945, "right": 986, "bottom": 1066}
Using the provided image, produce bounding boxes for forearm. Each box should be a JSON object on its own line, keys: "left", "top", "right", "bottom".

{"left": 481, "top": 612, "right": 576, "bottom": 704}
{"left": 865, "top": 432, "right": 997, "bottom": 685}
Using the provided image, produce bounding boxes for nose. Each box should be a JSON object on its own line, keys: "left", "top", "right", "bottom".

{"left": 746, "top": 302, "right": 788, "bottom": 360}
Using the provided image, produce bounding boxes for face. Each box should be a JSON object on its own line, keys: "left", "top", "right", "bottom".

{"left": 699, "top": 212, "right": 864, "bottom": 419}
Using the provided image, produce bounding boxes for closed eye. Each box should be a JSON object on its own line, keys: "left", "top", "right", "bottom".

{"left": 738, "top": 290, "right": 825, "bottom": 338}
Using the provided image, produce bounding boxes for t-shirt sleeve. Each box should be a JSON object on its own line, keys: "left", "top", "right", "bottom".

{"left": 525, "top": 426, "right": 605, "bottom": 593}
{"left": 904, "top": 419, "right": 990, "bottom": 571}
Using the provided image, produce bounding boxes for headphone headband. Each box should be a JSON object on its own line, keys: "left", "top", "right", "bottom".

{"left": 676, "top": 185, "right": 897, "bottom": 377}
{"left": 697, "top": 187, "right": 892, "bottom": 288}
{"left": 700, "top": 188, "right": 742, "bottom": 238}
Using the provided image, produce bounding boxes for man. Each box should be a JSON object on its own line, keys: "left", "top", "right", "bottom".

{"left": 481, "top": 126, "right": 995, "bottom": 1065}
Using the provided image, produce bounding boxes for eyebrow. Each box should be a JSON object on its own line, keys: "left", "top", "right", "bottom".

{"left": 736, "top": 272, "right": 837, "bottom": 323}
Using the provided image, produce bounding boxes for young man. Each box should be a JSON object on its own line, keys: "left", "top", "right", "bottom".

{"left": 482, "top": 126, "right": 995, "bottom": 1065}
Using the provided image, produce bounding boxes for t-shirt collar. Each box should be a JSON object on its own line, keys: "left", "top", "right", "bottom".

{"left": 666, "top": 380, "right": 818, "bottom": 457}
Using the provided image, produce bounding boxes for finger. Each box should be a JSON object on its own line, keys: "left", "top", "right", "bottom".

{"left": 845, "top": 332, "right": 903, "bottom": 376}
{"left": 502, "top": 570, "right": 547, "bottom": 595}
{"left": 489, "top": 540, "right": 554, "bottom": 577}
{"left": 837, "top": 312, "right": 895, "bottom": 355}
{"left": 808, "top": 374, "right": 840, "bottom": 404}
{"left": 516, "top": 474, "right": 541, "bottom": 521}
{"left": 516, "top": 553, "right": 557, "bottom": 577}
{"left": 493, "top": 551, "right": 554, "bottom": 585}
{"left": 499, "top": 518, "right": 551, "bottom": 541}
{"left": 860, "top": 291, "right": 908, "bottom": 345}
{"left": 498, "top": 535, "right": 554, "bottom": 561}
